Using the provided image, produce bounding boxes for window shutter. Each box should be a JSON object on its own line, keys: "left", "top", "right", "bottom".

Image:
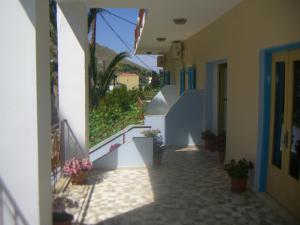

{"left": 165, "top": 71, "right": 170, "bottom": 85}
{"left": 180, "top": 69, "right": 185, "bottom": 95}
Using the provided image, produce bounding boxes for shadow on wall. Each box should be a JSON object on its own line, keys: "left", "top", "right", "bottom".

{"left": 0, "top": 177, "right": 30, "bottom": 225}
{"left": 62, "top": 120, "right": 86, "bottom": 161}
{"left": 145, "top": 85, "right": 178, "bottom": 115}
{"left": 92, "top": 137, "right": 153, "bottom": 170}
{"left": 165, "top": 90, "right": 204, "bottom": 147}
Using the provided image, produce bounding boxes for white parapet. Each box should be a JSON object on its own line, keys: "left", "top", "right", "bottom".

{"left": 93, "top": 137, "right": 153, "bottom": 170}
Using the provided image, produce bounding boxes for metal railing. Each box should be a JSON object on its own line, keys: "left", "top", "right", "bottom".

{"left": 0, "top": 177, "right": 29, "bottom": 225}
{"left": 51, "top": 120, "right": 86, "bottom": 189}
{"left": 89, "top": 124, "right": 151, "bottom": 162}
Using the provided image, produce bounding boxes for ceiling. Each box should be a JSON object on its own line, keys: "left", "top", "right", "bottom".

{"left": 59, "top": 0, "right": 244, "bottom": 54}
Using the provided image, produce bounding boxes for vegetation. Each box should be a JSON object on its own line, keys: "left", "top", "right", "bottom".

{"left": 89, "top": 86, "right": 144, "bottom": 147}
{"left": 224, "top": 159, "right": 254, "bottom": 178}
{"left": 48, "top": 2, "right": 160, "bottom": 147}
{"left": 90, "top": 51, "right": 130, "bottom": 108}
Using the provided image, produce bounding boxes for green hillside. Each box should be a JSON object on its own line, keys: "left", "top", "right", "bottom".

{"left": 95, "top": 44, "right": 152, "bottom": 84}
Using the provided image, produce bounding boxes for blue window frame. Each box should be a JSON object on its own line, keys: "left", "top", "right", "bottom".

{"left": 179, "top": 69, "right": 185, "bottom": 95}
{"left": 164, "top": 70, "right": 171, "bottom": 85}
{"left": 188, "top": 66, "right": 196, "bottom": 90}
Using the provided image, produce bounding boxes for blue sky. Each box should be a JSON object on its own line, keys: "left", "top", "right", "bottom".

{"left": 96, "top": 8, "right": 159, "bottom": 71}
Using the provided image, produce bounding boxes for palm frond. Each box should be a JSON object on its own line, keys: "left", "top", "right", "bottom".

{"left": 91, "top": 52, "right": 129, "bottom": 106}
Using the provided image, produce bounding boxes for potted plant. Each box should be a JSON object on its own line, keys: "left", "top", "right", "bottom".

{"left": 201, "top": 130, "right": 216, "bottom": 151}
{"left": 296, "top": 140, "right": 300, "bottom": 160}
{"left": 224, "top": 159, "right": 253, "bottom": 193}
{"left": 215, "top": 132, "right": 226, "bottom": 163}
{"left": 109, "top": 143, "right": 121, "bottom": 152}
{"left": 52, "top": 197, "right": 73, "bottom": 225}
{"left": 142, "top": 129, "right": 164, "bottom": 166}
{"left": 63, "top": 157, "right": 92, "bottom": 185}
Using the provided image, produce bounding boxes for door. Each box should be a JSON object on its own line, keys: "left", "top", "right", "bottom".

{"left": 267, "top": 49, "right": 300, "bottom": 219}
{"left": 218, "top": 63, "right": 227, "bottom": 133}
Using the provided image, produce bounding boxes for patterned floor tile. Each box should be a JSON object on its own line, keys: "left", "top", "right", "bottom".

{"left": 60, "top": 147, "right": 297, "bottom": 225}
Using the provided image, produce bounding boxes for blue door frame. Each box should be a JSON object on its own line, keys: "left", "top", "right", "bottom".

{"left": 257, "top": 41, "right": 300, "bottom": 192}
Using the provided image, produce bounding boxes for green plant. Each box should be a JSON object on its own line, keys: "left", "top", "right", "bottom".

{"left": 90, "top": 52, "right": 130, "bottom": 108}
{"left": 224, "top": 159, "right": 254, "bottom": 179}
{"left": 201, "top": 130, "right": 216, "bottom": 140}
{"left": 141, "top": 129, "right": 160, "bottom": 137}
{"left": 142, "top": 129, "right": 163, "bottom": 152}
{"left": 89, "top": 87, "right": 144, "bottom": 147}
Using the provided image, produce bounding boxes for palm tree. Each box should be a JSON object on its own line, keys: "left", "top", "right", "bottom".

{"left": 88, "top": 8, "right": 103, "bottom": 106}
{"left": 91, "top": 52, "right": 130, "bottom": 108}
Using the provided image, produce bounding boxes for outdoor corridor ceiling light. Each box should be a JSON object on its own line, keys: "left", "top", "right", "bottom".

{"left": 173, "top": 18, "right": 187, "bottom": 25}
{"left": 156, "top": 37, "right": 167, "bottom": 42}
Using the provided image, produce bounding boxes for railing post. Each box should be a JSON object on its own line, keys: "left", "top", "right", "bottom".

{"left": 0, "top": 185, "right": 3, "bottom": 225}
{"left": 13, "top": 208, "right": 17, "bottom": 225}
{"left": 123, "top": 133, "right": 125, "bottom": 144}
{"left": 60, "top": 120, "right": 65, "bottom": 167}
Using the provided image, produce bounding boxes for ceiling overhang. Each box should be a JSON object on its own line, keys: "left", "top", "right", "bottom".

{"left": 58, "top": 0, "right": 244, "bottom": 54}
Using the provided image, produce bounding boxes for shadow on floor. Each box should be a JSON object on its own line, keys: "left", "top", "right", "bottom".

{"left": 65, "top": 147, "right": 296, "bottom": 225}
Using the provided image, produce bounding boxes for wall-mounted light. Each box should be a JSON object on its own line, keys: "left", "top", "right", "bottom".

{"left": 156, "top": 37, "right": 167, "bottom": 42}
{"left": 173, "top": 18, "right": 187, "bottom": 25}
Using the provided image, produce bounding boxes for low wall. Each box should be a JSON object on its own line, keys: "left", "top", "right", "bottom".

{"left": 89, "top": 125, "right": 151, "bottom": 161}
{"left": 92, "top": 137, "right": 153, "bottom": 169}
{"left": 165, "top": 90, "right": 204, "bottom": 146}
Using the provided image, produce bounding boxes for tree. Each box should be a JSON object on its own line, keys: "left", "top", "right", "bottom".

{"left": 90, "top": 52, "right": 130, "bottom": 108}
{"left": 88, "top": 9, "right": 103, "bottom": 107}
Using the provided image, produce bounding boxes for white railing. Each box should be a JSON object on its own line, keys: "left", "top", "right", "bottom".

{"left": 0, "top": 177, "right": 29, "bottom": 225}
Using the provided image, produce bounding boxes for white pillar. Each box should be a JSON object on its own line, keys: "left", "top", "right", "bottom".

{"left": 57, "top": 2, "right": 89, "bottom": 155}
{"left": 0, "top": 0, "right": 51, "bottom": 225}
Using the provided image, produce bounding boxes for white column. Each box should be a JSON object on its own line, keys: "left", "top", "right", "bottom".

{"left": 57, "top": 2, "right": 89, "bottom": 155}
{"left": 0, "top": 0, "right": 51, "bottom": 225}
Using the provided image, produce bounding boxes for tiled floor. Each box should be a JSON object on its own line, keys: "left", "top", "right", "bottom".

{"left": 61, "top": 147, "right": 299, "bottom": 225}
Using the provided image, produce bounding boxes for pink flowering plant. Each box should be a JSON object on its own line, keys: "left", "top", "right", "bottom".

{"left": 63, "top": 157, "right": 92, "bottom": 176}
{"left": 109, "top": 143, "right": 121, "bottom": 152}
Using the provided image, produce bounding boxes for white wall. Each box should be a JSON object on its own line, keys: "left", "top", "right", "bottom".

{"left": 165, "top": 90, "right": 204, "bottom": 146}
{"left": 93, "top": 137, "right": 153, "bottom": 169}
{"left": 57, "top": 2, "right": 89, "bottom": 154}
{"left": 0, "top": 0, "right": 51, "bottom": 224}
{"left": 145, "top": 85, "right": 178, "bottom": 115}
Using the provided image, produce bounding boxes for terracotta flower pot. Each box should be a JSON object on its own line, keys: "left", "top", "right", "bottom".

{"left": 71, "top": 171, "right": 88, "bottom": 185}
{"left": 218, "top": 151, "right": 225, "bottom": 163}
{"left": 204, "top": 139, "right": 215, "bottom": 151}
{"left": 231, "top": 177, "right": 247, "bottom": 193}
{"left": 53, "top": 212, "right": 73, "bottom": 225}
{"left": 153, "top": 152, "right": 163, "bottom": 167}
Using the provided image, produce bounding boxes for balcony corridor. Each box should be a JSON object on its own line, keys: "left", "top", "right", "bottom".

{"left": 62, "top": 147, "right": 298, "bottom": 225}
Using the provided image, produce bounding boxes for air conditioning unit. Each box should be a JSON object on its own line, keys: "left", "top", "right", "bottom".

{"left": 171, "top": 42, "right": 183, "bottom": 59}
{"left": 157, "top": 55, "right": 165, "bottom": 67}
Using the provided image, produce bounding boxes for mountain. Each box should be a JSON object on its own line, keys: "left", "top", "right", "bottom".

{"left": 95, "top": 44, "right": 150, "bottom": 72}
